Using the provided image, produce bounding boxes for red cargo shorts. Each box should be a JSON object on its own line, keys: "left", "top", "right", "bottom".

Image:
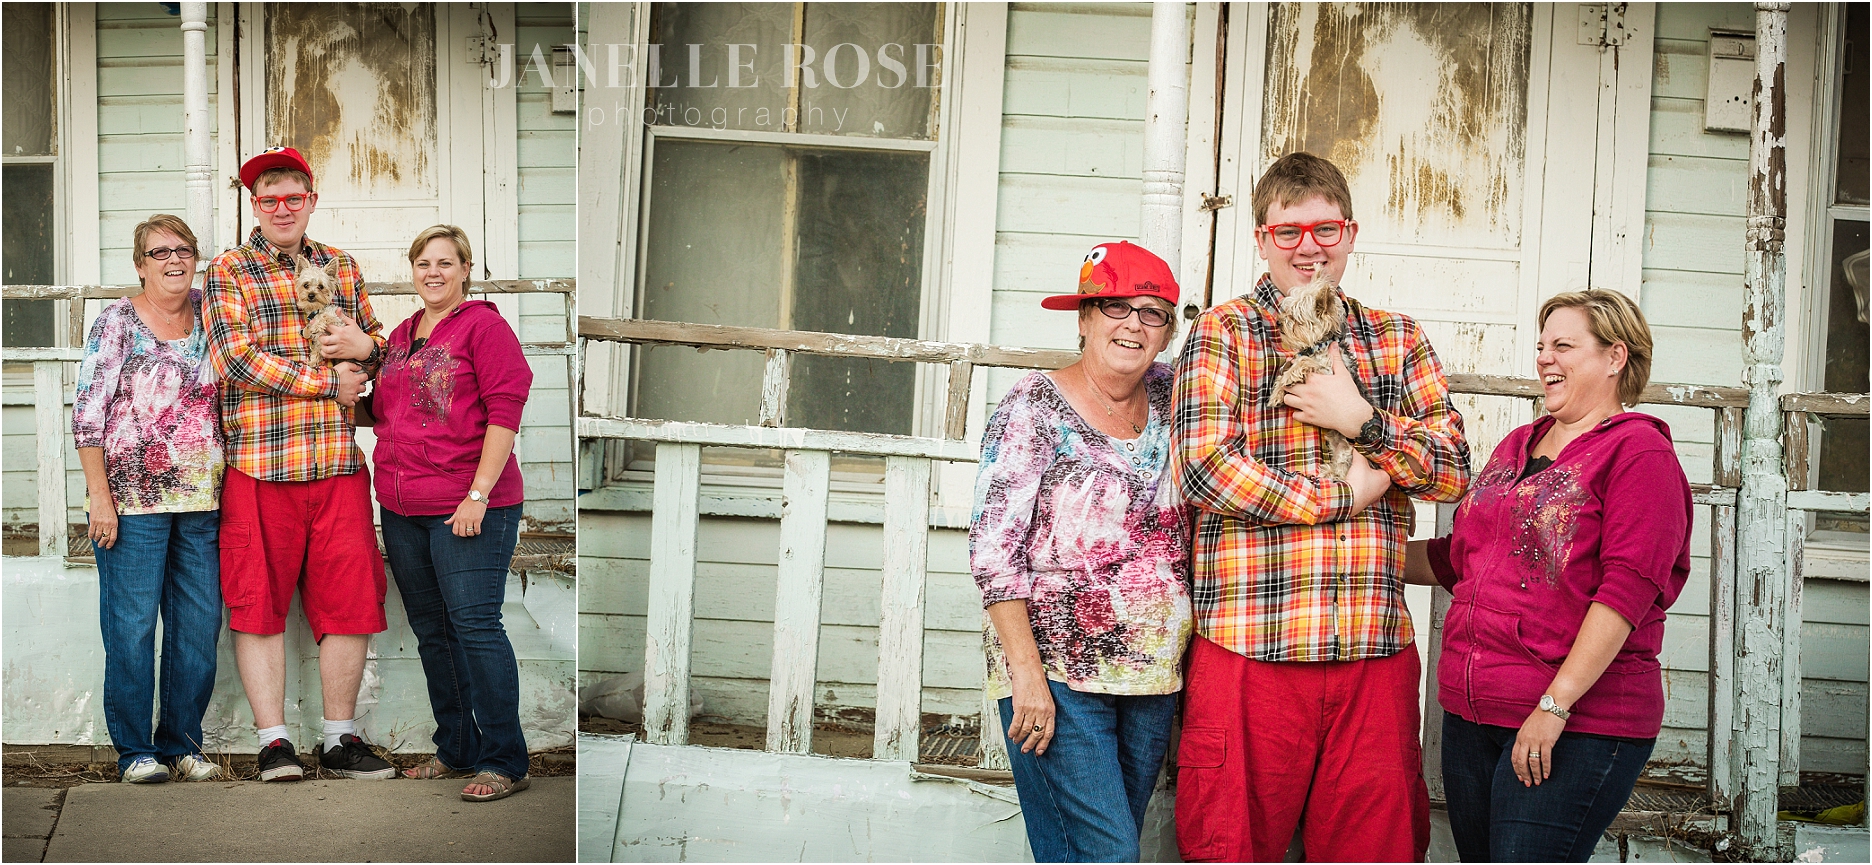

{"left": 218, "top": 465, "right": 387, "bottom": 642}
{"left": 1175, "top": 635, "right": 1430, "bottom": 863}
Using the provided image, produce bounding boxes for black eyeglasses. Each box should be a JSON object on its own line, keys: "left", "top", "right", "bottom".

{"left": 143, "top": 246, "right": 197, "bottom": 261}
{"left": 1093, "top": 298, "right": 1171, "bottom": 328}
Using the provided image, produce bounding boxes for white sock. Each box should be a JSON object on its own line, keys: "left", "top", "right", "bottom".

{"left": 256, "top": 725, "right": 290, "bottom": 747}
{"left": 322, "top": 717, "right": 354, "bottom": 752}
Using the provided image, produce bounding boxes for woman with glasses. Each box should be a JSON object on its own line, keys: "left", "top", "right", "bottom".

{"left": 72, "top": 214, "right": 225, "bottom": 784}
{"left": 969, "top": 241, "right": 1193, "bottom": 862}
{"left": 365, "top": 225, "right": 534, "bottom": 802}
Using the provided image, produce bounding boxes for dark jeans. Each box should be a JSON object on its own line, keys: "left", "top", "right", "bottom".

{"left": 381, "top": 505, "right": 528, "bottom": 779}
{"left": 94, "top": 510, "right": 222, "bottom": 772}
{"left": 1442, "top": 712, "right": 1653, "bottom": 862}
{"left": 999, "top": 681, "right": 1177, "bottom": 862}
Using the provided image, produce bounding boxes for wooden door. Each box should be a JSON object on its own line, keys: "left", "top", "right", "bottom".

{"left": 242, "top": 2, "right": 501, "bottom": 281}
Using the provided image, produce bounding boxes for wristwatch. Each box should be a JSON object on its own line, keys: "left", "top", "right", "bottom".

{"left": 1538, "top": 694, "right": 1571, "bottom": 721}
{"left": 467, "top": 490, "right": 485, "bottom": 503}
{"left": 1353, "top": 410, "right": 1385, "bottom": 448}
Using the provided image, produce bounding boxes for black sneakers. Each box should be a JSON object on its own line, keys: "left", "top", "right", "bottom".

{"left": 318, "top": 734, "right": 396, "bottom": 780}
{"left": 257, "top": 738, "right": 305, "bottom": 782}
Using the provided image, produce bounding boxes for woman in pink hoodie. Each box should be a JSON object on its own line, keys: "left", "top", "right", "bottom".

{"left": 1407, "top": 289, "right": 1691, "bottom": 862}
{"left": 370, "top": 225, "right": 533, "bottom": 802}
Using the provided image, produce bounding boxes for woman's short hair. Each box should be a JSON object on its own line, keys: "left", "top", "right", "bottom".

{"left": 1538, "top": 289, "right": 1654, "bottom": 407}
{"left": 407, "top": 224, "right": 474, "bottom": 267}
{"left": 1076, "top": 296, "right": 1180, "bottom": 350}
{"left": 131, "top": 214, "right": 200, "bottom": 272}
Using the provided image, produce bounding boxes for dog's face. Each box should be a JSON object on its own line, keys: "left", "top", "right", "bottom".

{"left": 293, "top": 254, "right": 340, "bottom": 309}
{"left": 1278, "top": 270, "right": 1345, "bottom": 347}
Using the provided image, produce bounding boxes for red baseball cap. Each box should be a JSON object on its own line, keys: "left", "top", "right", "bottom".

{"left": 1040, "top": 241, "right": 1180, "bottom": 311}
{"left": 239, "top": 146, "right": 315, "bottom": 191}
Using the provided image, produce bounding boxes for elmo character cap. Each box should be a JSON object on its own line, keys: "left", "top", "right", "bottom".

{"left": 239, "top": 146, "right": 315, "bottom": 191}
{"left": 1040, "top": 241, "right": 1180, "bottom": 311}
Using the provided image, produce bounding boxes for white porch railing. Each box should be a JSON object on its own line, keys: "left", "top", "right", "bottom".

{"left": 580, "top": 314, "right": 1870, "bottom": 829}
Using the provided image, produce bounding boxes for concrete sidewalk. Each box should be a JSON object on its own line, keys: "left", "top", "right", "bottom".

{"left": 5, "top": 777, "right": 573, "bottom": 863}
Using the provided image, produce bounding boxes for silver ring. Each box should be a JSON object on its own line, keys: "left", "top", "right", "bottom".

{"left": 1528, "top": 752, "right": 1541, "bottom": 759}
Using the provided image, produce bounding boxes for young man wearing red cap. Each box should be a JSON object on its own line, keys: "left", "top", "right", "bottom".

{"left": 1170, "top": 152, "right": 1472, "bottom": 861}
{"left": 202, "top": 147, "right": 396, "bottom": 782}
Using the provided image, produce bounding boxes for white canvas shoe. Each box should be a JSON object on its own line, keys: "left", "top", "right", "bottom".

{"left": 171, "top": 753, "right": 221, "bottom": 781}
{"left": 120, "top": 756, "right": 170, "bottom": 784}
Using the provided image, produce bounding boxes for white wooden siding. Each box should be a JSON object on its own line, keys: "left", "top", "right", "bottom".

{"left": 985, "top": 3, "right": 1155, "bottom": 418}
{"left": 514, "top": 3, "right": 577, "bottom": 527}
{"left": 94, "top": 3, "right": 226, "bottom": 285}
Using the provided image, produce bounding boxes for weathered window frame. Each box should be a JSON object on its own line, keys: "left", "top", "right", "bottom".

{"left": 584, "top": 2, "right": 1006, "bottom": 520}
{"left": 1794, "top": 1, "right": 1869, "bottom": 574}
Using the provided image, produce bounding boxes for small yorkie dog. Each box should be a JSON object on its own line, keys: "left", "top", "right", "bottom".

{"left": 293, "top": 254, "right": 346, "bottom": 361}
{"left": 1266, "top": 270, "right": 1357, "bottom": 479}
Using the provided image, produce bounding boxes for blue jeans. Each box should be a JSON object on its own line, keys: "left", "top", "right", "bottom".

{"left": 381, "top": 505, "right": 528, "bottom": 779}
{"left": 1442, "top": 712, "right": 1654, "bottom": 862}
{"left": 999, "top": 681, "right": 1177, "bottom": 862}
{"left": 94, "top": 510, "right": 222, "bottom": 772}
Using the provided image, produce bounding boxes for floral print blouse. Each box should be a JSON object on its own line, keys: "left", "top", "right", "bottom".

{"left": 969, "top": 364, "right": 1193, "bottom": 699}
{"left": 71, "top": 294, "right": 223, "bottom": 514}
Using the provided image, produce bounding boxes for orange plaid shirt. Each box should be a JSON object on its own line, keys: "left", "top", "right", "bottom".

{"left": 203, "top": 228, "right": 385, "bottom": 482}
{"left": 1172, "top": 276, "right": 1471, "bottom": 662}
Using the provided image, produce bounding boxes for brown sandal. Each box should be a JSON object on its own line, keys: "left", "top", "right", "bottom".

{"left": 460, "top": 770, "right": 529, "bottom": 802}
{"left": 403, "top": 757, "right": 467, "bottom": 779}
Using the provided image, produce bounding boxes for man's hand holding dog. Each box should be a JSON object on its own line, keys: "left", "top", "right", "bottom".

{"left": 1283, "top": 345, "right": 1374, "bottom": 438}
{"left": 319, "top": 311, "right": 375, "bottom": 361}
{"left": 334, "top": 361, "right": 368, "bottom": 407}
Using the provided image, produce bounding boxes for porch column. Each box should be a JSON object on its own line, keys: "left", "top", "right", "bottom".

{"left": 181, "top": 1, "right": 213, "bottom": 251}
{"left": 1732, "top": 1, "right": 1790, "bottom": 857}
{"left": 1140, "top": 2, "right": 1189, "bottom": 264}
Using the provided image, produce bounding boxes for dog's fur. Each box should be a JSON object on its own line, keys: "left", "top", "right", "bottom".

{"left": 293, "top": 254, "right": 346, "bottom": 359}
{"left": 1266, "top": 270, "right": 1356, "bottom": 479}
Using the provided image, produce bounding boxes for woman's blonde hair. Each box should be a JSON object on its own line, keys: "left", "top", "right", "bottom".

{"left": 407, "top": 224, "right": 474, "bottom": 267}
{"left": 1538, "top": 289, "right": 1654, "bottom": 407}
{"left": 131, "top": 214, "right": 200, "bottom": 273}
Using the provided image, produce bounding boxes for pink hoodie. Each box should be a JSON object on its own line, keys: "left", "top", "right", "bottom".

{"left": 1425, "top": 412, "right": 1691, "bottom": 739}
{"left": 371, "top": 300, "right": 531, "bottom": 516}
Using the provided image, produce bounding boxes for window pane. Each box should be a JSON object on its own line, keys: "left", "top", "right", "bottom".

{"left": 788, "top": 149, "right": 928, "bottom": 433}
{"left": 2, "top": 3, "right": 56, "bottom": 157}
{"left": 1836, "top": 3, "right": 1867, "bottom": 206}
{"left": 635, "top": 140, "right": 928, "bottom": 435}
{"left": 650, "top": 3, "right": 793, "bottom": 132}
{"left": 637, "top": 141, "right": 784, "bottom": 426}
{"left": 800, "top": 3, "right": 941, "bottom": 140}
{"left": 648, "top": 2, "right": 940, "bottom": 140}
{"left": 2, "top": 164, "right": 56, "bottom": 347}
{"left": 1817, "top": 219, "right": 1868, "bottom": 495}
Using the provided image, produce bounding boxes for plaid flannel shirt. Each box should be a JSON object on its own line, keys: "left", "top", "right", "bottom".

{"left": 203, "top": 227, "right": 385, "bottom": 482}
{"left": 1172, "top": 276, "right": 1471, "bottom": 662}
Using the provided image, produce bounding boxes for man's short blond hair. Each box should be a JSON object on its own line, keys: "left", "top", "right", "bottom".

{"left": 407, "top": 224, "right": 475, "bottom": 267}
{"left": 253, "top": 167, "right": 312, "bottom": 193}
{"left": 131, "top": 214, "right": 200, "bottom": 272}
{"left": 1538, "top": 289, "right": 1655, "bottom": 407}
{"left": 1252, "top": 152, "right": 1354, "bottom": 225}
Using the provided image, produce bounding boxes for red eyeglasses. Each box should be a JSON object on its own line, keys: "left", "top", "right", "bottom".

{"left": 252, "top": 193, "right": 314, "bottom": 213}
{"left": 1259, "top": 219, "right": 1351, "bottom": 250}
